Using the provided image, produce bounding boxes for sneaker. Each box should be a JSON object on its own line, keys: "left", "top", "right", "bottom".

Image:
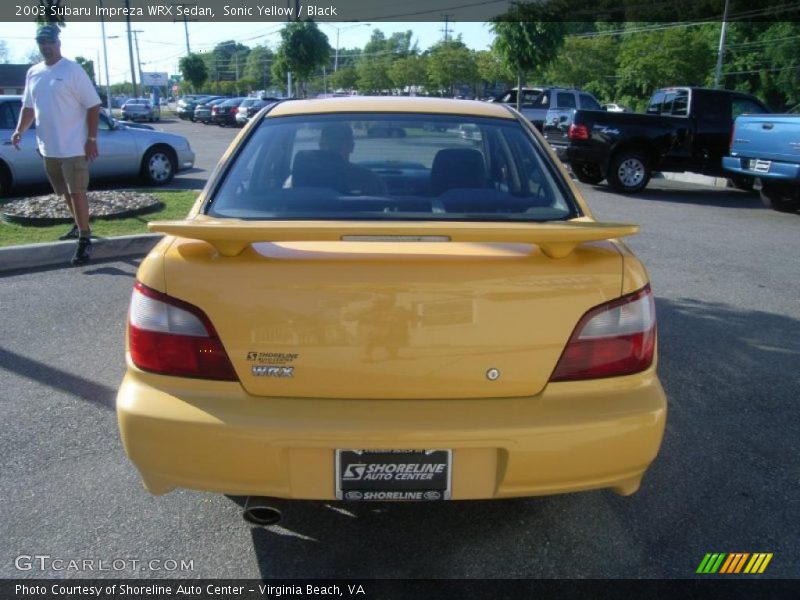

{"left": 71, "top": 238, "right": 93, "bottom": 266}
{"left": 59, "top": 225, "right": 79, "bottom": 240}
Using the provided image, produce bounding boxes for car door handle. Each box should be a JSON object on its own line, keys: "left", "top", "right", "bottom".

{"left": 762, "top": 123, "right": 774, "bottom": 130}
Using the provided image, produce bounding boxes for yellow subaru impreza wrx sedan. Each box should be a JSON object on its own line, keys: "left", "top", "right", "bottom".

{"left": 117, "top": 97, "right": 666, "bottom": 504}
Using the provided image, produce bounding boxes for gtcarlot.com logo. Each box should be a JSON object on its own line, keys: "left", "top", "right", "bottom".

{"left": 696, "top": 552, "right": 773, "bottom": 574}
{"left": 14, "top": 555, "right": 194, "bottom": 573}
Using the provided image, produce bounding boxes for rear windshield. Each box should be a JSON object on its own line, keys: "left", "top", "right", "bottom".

{"left": 206, "top": 113, "right": 579, "bottom": 222}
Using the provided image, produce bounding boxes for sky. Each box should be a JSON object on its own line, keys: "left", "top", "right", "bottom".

{"left": 0, "top": 20, "right": 496, "bottom": 86}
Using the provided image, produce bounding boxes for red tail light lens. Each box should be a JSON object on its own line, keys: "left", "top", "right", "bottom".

{"left": 568, "top": 123, "right": 590, "bottom": 140}
{"left": 128, "top": 282, "right": 238, "bottom": 381}
{"left": 550, "top": 285, "right": 656, "bottom": 381}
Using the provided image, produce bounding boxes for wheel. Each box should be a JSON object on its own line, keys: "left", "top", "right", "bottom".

{"left": 141, "top": 147, "right": 176, "bottom": 185}
{"left": 760, "top": 181, "right": 800, "bottom": 213}
{"left": 607, "top": 150, "right": 651, "bottom": 193}
{"left": 728, "top": 175, "right": 755, "bottom": 193}
{"left": 572, "top": 163, "right": 604, "bottom": 185}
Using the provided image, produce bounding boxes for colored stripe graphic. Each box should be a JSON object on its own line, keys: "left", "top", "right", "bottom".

{"left": 698, "top": 553, "right": 773, "bottom": 574}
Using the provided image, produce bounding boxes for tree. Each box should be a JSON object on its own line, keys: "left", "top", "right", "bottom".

{"left": 615, "top": 24, "right": 715, "bottom": 107}
{"left": 388, "top": 55, "right": 428, "bottom": 94}
{"left": 35, "top": 1, "right": 65, "bottom": 25}
{"left": 491, "top": 4, "right": 567, "bottom": 110}
{"left": 75, "top": 56, "right": 95, "bottom": 85}
{"left": 273, "top": 21, "right": 331, "bottom": 98}
{"left": 179, "top": 53, "right": 208, "bottom": 92}
{"left": 25, "top": 48, "right": 43, "bottom": 64}
{"left": 244, "top": 45, "right": 274, "bottom": 90}
{"left": 544, "top": 35, "right": 619, "bottom": 102}
{"left": 357, "top": 30, "right": 417, "bottom": 94}
{"left": 426, "top": 42, "right": 478, "bottom": 97}
{"left": 475, "top": 49, "right": 515, "bottom": 90}
{"left": 328, "top": 67, "right": 359, "bottom": 92}
{"left": 0, "top": 41, "right": 9, "bottom": 64}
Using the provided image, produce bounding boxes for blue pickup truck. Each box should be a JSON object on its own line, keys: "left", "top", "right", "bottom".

{"left": 724, "top": 114, "right": 800, "bottom": 212}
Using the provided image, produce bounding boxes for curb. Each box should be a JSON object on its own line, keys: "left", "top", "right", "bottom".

{"left": 657, "top": 172, "right": 730, "bottom": 188}
{"left": 0, "top": 233, "right": 162, "bottom": 274}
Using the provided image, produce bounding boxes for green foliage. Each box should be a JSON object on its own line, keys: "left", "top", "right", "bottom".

{"left": 491, "top": 4, "right": 567, "bottom": 108}
{"left": 357, "top": 30, "right": 417, "bottom": 94}
{"left": 75, "top": 56, "right": 95, "bottom": 85}
{"left": 426, "top": 42, "right": 478, "bottom": 96}
{"left": 244, "top": 45, "right": 274, "bottom": 89}
{"left": 389, "top": 55, "right": 429, "bottom": 92}
{"left": 329, "top": 67, "right": 359, "bottom": 92}
{"left": 615, "top": 24, "right": 716, "bottom": 99}
{"left": 273, "top": 21, "right": 332, "bottom": 97}
{"left": 179, "top": 53, "right": 208, "bottom": 92}
{"left": 475, "top": 49, "right": 515, "bottom": 88}
{"left": 543, "top": 36, "right": 618, "bottom": 101}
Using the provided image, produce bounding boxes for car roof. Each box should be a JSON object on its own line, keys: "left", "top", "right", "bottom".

{"left": 269, "top": 96, "right": 516, "bottom": 119}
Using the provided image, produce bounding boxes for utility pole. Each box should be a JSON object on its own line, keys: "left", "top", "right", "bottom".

{"left": 441, "top": 14, "right": 453, "bottom": 43}
{"left": 124, "top": 0, "right": 138, "bottom": 98}
{"left": 98, "top": 0, "right": 112, "bottom": 111}
{"left": 714, "top": 0, "right": 731, "bottom": 89}
{"left": 132, "top": 29, "right": 144, "bottom": 95}
{"left": 173, "top": 3, "right": 195, "bottom": 54}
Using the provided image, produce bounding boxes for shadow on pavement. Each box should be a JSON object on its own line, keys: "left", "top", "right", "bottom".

{"left": 584, "top": 181, "right": 764, "bottom": 210}
{"left": 0, "top": 346, "right": 117, "bottom": 410}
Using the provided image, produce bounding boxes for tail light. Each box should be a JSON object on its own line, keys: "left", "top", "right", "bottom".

{"left": 230, "top": 107, "right": 238, "bottom": 113}
{"left": 550, "top": 285, "right": 656, "bottom": 381}
{"left": 128, "top": 282, "right": 238, "bottom": 381}
{"left": 568, "top": 123, "right": 590, "bottom": 140}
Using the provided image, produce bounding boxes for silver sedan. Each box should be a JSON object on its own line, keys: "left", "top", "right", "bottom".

{"left": 1, "top": 96, "right": 194, "bottom": 197}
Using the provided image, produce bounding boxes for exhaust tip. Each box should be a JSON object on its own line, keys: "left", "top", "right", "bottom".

{"left": 242, "top": 497, "right": 282, "bottom": 525}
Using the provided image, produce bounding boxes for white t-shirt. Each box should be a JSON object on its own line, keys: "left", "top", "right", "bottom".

{"left": 22, "top": 58, "right": 102, "bottom": 158}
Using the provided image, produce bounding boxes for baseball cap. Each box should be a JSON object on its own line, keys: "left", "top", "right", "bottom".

{"left": 36, "top": 25, "right": 60, "bottom": 43}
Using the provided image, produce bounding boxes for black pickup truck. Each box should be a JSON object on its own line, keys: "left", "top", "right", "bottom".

{"left": 544, "top": 87, "right": 771, "bottom": 192}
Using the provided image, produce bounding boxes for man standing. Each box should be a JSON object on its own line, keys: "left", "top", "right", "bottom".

{"left": 12, "top": 25, "right": 101, "bottom": 266}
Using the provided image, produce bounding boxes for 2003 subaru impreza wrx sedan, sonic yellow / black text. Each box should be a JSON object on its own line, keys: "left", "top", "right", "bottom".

{"left": 117, "top": 97, "right": 666, "bottom": 503}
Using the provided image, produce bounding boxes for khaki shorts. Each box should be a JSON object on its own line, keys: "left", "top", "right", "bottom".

{"left": 43, "top": 156, "right": 90, "bottom": 195}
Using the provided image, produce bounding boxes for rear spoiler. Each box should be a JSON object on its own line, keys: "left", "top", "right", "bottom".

{"left": 148, "top": 219, "right": 638, "bottom": 259}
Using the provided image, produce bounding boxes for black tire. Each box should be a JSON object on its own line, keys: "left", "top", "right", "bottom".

{"left": 572, "top": 163, "right": 605, "bottom": 185}
{"left": 728, "top": 175, "right": 756, "bottom": 193}
{"left": 760, "top": 181, "right": 800, "bottom": 213}
{"left": 0, "top": 163, "right": 11, "bottom": 197}
{"left": 607, "top": 150, "right": 651, "bottom": 193}
{"left": 141, "top": 146, "right": 176, "bottom": 186}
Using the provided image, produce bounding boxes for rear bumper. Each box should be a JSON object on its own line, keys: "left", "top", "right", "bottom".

{"left": 117, "top": 364, "right": 667, "bottom": 500}
{"left": 723, "top": 156, "right": 800, "bottom": 181}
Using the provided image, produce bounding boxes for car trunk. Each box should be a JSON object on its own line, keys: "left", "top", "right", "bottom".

{"left": 153, "top": 220, "right": 629, "bottom": 399}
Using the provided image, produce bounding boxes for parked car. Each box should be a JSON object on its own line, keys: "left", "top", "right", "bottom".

{"left": 101, "top": 108, "right": 154, "bottom": 131}
{"left": 724, "top": 113, "right": 800, "bottom": 212}
{"left": 194, "top": 97, "right": 227, "bottom": 124}
{"left": 117, "top": 96, "right": 666, "bottom": 508}
{"left": 605, "top": 103, "right": 630, "bottom": 113}
{"left": 545, "top": 86, "right": 771, "bottom": 192}
{"left": 0, "top": 95, "right": 194, "bottom": 196}
{"left": 176, "top": 95, "right": 210, "bottom": 121}
{"left": 235, "top": 98, "right": 269, "bottom": 126}
{"left": 121, "top": 98, "right": 160, "bottom": 122}
{"left": 212, "top": 97, "right": 246, "bottom": 127}
{"left": 493, "top": 87, "right": 604, "bottom": 130}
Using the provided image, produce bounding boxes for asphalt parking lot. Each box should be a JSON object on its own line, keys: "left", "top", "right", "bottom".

{"left": 1, "top": 115, "right": 798, "bottom": 580}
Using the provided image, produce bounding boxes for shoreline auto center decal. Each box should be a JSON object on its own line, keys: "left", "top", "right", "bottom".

{"left": 336, "top": 450, "right": 451, "bottom": 501}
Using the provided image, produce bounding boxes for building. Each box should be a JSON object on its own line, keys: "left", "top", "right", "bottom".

{"left": 0, "top": 64, "right": 33, "bottom": 95}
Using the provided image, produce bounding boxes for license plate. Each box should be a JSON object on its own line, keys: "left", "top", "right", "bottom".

{"left": 749, "top": 159, "right": 772, "bottom": 173}
{"left": 335, "top": 449, "right": 452, "bottom": 501}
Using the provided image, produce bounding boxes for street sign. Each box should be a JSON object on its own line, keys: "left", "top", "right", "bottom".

{"left": 141, "top": 72, "right": 168, "bottom": 87}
